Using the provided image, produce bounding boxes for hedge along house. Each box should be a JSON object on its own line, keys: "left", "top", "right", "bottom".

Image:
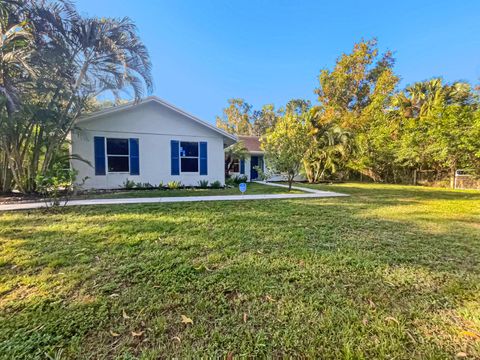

{"left": 70, "top": 96, "right": 237, "bottom": 189}
{"left": 228, "top": 135, "right": 265, "bottom": 182}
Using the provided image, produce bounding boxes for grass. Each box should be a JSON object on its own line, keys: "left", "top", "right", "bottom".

{"left": 76, "top": 182, "right": 301, "bottom": 199}
{"left": 0, "top": 183, "right": 479, "bottom": 359}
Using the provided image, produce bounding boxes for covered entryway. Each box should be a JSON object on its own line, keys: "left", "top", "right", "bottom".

{"left": 250, "top": 155, "right": 264, "bottom": 180}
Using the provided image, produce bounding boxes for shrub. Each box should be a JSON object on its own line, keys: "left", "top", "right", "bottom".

{"left": 226, "top": 175, "right": 247, "bottom": 186}
{"left": 253, "top": 166, "right": 272, "bottom": 181}
{"left": 136, "top": 182, "right": 154, "bottom": 189}
{"left": 210, "top": 180, "right": 222, "bottom": 189}
{"left": 167, "top": 181, "right": 182, "bottom": 189}
{"left": 198, "top": 180, "right": 209, "bottom": 188}
{"left": 122, "top": 179, "right": 136, "bottom": 190}
{"left": 35, "top": 164, "right": 86, "bottom": 208}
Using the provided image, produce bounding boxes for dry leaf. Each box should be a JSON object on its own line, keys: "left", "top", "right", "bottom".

{"left": 460, "top": 330, "right": 480, "bottom": 339}
{"left": 226, "top": 351, "right": 234, "bottom": 360}
{"left": 243, "top": 313, "right": 248, "bottom": 323}
{"left": 122, "top": 309, "right": 130, "bottom": 319}
{"left": 172, "top": 336, "right": 181, "bottom": 343}
{"left": 131, "top": 331, "right": 144, "bottom": 337}
{"left": 109, "top": 293, "right": 119, "bottom": 298}
{"left": 456, "top": 352, "right": 467, "bottom": 358}
{"left": 109, "top": 330, "right": 120, "bottom": 337}
{"left": 181, "top": 315, "right": 193, "bottom": 324}
{"left": 362, "top": 318, "right": 368, "bottom": 325}
{"left": 385, "top": 316, "right": 399, "bottom": 324}
{"left": 265, "top": 295, "right": 275, "bottom": 302}
{"left": 368, "top": 299, "right": 376, "bottom": 309}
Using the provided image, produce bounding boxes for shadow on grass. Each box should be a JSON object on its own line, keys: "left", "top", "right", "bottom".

{"left": 0, "top": 186, "right": 479, "bottom": 358}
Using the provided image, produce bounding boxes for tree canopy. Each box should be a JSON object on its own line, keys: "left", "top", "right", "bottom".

{"left": 0, "top": 0, "right": 152, "bottom": 192}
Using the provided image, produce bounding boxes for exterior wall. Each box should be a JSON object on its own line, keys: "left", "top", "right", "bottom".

{"left": 229, "top": 154, "right": 251, "bottom": 181}
{"left": 228, "top": 153, "right": 305, "bottom": 182}
{"left": 229, "top": 153, "right": 266, "bottom": 182}
{"left": 71, "top": 102, "right": 227, "bottom": 189}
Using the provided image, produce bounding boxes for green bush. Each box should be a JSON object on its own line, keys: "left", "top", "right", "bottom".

{"left": 35, "top": 164, "right": 85, "bottom": 207}
{"left": 198, "top": 180, "right": 209, "bottom": 188}
{"left": 136, "top": 182, "right": 154, "bottom": 189}
{"left": 167, "top": 181, "right": 182, "bottom": 189}
{"left": 226, "top": 175, "right": 248, "bottom": 186}
{"left": 122, "top": 179, "right": 136, "bottom": 190}
{"left": 210, "top": 180, "right": 222, "bottom": 189}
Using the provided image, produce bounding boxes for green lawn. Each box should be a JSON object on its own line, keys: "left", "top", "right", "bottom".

{"left": 75, "top": 182, "right": 300, "bottom": 199}
{"left": 0, "top": 183, "right": 479, "bottom": 359}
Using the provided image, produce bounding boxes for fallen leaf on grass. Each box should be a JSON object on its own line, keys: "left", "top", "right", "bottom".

{"left": 243, "top": 313, "right": 248, "bottom": 323}
{"left": 109, "top": 293, "right": 119, "bottom": 298}
{"left": 122, "top": 309, "right": 130, "bottom": 319}
{"left": 131, "top": 331, "right": 144, "bottom": 337}
{"left": 456, "top": 352, "right": 467, "bottom": 358}
{"left": 385, "top": 316, "right": 399, "bottom": 324}
{"left": 181, "top": 315, "right": 193, "bottom": 324}
{"left": 109, "top": 330, "right": 120, "bottom": 337}
{"left": 362, "top": 318, "right": 368, "bottom": 325}
{"left": 226, "top": 351, "right": 234, "bottom": 360}
{"left": 460, "top": 330, "right": 480, "bottom": 339}
{"left": 368, "top": 299, "right": 376, "bottom": 309}
{"left": 171, "top": 336, "right": 181, "bottom": 343}
{"left": 265, "top": 295, "right": 275, "bottom": 303}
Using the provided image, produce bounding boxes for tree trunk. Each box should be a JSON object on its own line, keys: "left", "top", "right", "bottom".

{"left": 288, "top": 173, "right": 294, "bottom": 191}
{"left": 450, "top": 167, "right": 456, "bottom": 189}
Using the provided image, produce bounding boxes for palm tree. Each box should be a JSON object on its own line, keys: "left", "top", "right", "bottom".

{"left": 37, "top": 13, "right": 154, "bottom": 179}
{"left": 0, "top": 0, "right": 35, "bottom": 115}
{"left": 303, "top": 108, "right": 352, "bottom": 182}
{"left": 394, "top": 79, "right": 473, "bottom": 119}
{"left": 0, "top": 1, "right": 154, "bottom": 192}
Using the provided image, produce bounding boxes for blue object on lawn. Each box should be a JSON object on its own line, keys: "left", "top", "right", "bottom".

{"left": 239, "top": 183, "right": 247, "bottom": 193}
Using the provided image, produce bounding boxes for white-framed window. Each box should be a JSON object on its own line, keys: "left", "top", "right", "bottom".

{"left": 231, "top": 158, "right": 240, "bottom": 173}
{"left": 180, "top": 141, "right": 198, "bottom": 173}
{"left": 106, "top": 138, "right": 129, "bottom": 173}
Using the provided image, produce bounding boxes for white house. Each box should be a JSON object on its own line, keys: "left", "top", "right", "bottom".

{"left": 228, "top": 135, "right": 265, "bottom": 181}
{"left": 70, "top": 96, "right": 237, "bottom": 189}
{"left": 227, "top": 135, "right": 305, "bottom": 182}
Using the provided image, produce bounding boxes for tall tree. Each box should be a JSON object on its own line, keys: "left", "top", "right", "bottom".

{"left": 252, "top": 104, "right": 279, "bottom": 135}
{"left": 315, "top": 39, "right": 399, "bottom": 181}
{"left": 0, "top": 0, "right": 153, "bottom": 192}
{"left": 216, "top": 98, "right": 253, "bottom": 135}
{"left": 303, "top": 108, "right": 352, "bottom": 183}
{"left": 284, "top": 99, "right": 311, "bottom": 116}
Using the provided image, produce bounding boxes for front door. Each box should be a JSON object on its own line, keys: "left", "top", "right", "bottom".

{"left": 250, "top": 156, "right": 262, "bottom": 180}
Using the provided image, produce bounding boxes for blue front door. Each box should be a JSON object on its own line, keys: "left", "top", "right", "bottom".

{"left": 250, "top": 156, "right": 263, "bottom": 180}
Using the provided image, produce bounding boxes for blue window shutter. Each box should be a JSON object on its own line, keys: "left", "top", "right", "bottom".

{"left": 171, "top": 140, "right": 180, "bottom": 175}
{"left": 199, "top": 142, "right": 207, "bottom": 175}
{"left": 94, "top": 136, "right": 106, "bottom": 175}
{"left": 129, "top": 138, "right": 139, "bottom": 175}
{"left": 240, "top": 159, "right": 245, "bottom": 174}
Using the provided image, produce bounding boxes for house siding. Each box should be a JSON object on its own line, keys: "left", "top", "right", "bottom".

{"left": 71, "top": 101, "right": 227, "bottom": 189}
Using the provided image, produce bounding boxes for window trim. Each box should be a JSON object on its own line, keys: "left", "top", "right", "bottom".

{"left": 180, "top": 141, "right": 199, "bottom": 173}
{"left": 106, "top": 137, "right": 130, "bottom": 174}
{"left": 231, "top": 158, "right": 240, "bottom": 173}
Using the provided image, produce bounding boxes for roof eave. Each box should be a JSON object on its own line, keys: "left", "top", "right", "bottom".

{"left": 76, "top": 96, "right": 238, "bottom": 143}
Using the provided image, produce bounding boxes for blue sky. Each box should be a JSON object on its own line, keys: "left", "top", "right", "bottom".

{"left": 77, "top": 0, "right": 480, "bottom": 123}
